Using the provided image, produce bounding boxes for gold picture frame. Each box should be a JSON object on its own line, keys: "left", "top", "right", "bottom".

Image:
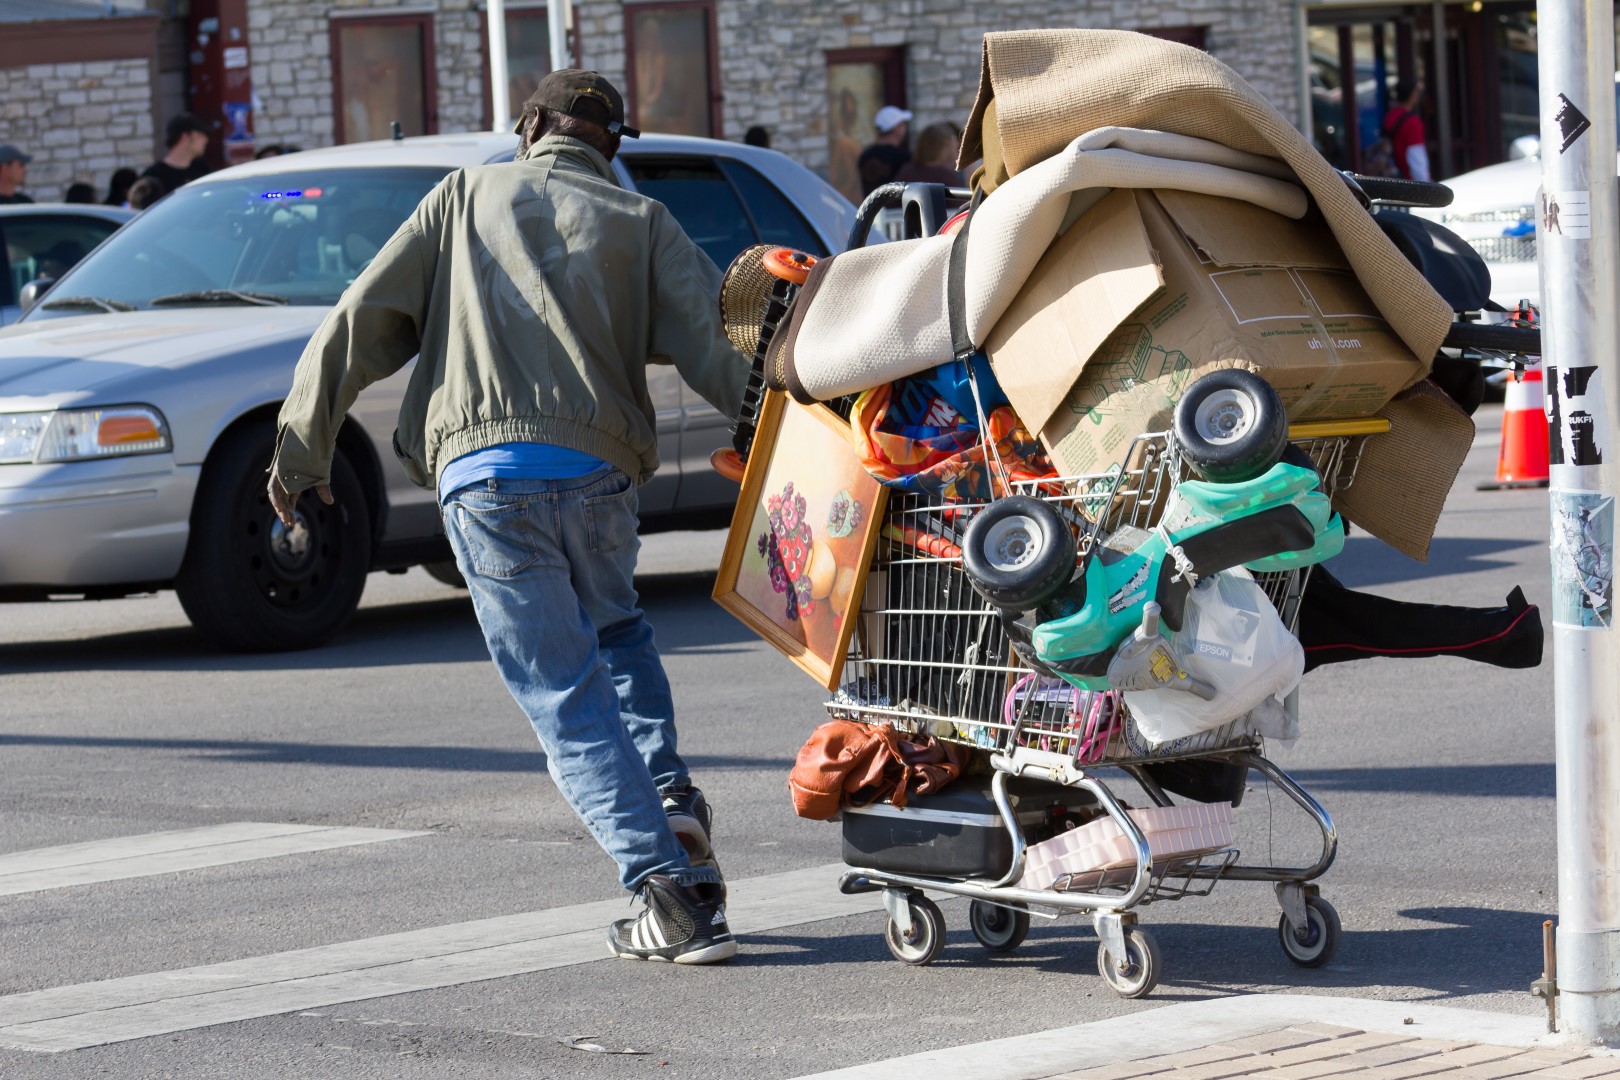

{"left": 714, "top": 391, "right": 888, "bottom": 690}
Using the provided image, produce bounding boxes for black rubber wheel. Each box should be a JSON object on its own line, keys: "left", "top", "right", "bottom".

{"left": 968, "top": 900, "right": 1030, "bottom": 953}
{"left": 884, "top": 895, "right": 946, "bottom": 966}
{"left": 961, "top": 496, "right": 1077, "bottom": 611}
{"left": 1443, "top": 321, "right": 1541, "bottom": 356}
{"left": 176, "top": 423, "right": 371, "bottom": 652}
{"left": 1172, "top": 369, "right": 1289, "bottom": 482}
{"left": 1278, "top": 895, "right": 1342, "bottom": 968}
{"left": 1096, "top": 925, "right": 1163, "bottom": 999}
{"left": 423, "top": 560, "right": 467, "bottom": 588}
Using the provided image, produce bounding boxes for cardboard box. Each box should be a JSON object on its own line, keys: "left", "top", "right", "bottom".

{"left": 1334, "top": 378, "right": 1475, "bottom": 561}
{"left": 986, "top": 188, "right": 1429, "bottom": 478}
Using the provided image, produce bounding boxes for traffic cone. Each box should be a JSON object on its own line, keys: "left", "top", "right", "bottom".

{"left": 1478, "top": 364, "right": 1549, "bottom": 489}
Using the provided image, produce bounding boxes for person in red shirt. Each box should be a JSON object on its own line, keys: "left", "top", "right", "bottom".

{"left": 1382, "top": 77, "right": 1431, "bottom": 181}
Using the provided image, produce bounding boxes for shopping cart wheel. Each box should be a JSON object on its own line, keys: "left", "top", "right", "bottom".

{"left": 884, "top": 895, "right": 946, "bottom": 966}
{"left": 968, "top": 900, "right": 1030, "bottom": 953}
{"left": 1172, "top": 369, "right": 1288, "bottom": 483}
{"left": 1277, "top": 895, "right": 1341, "bottom": 968}
{"left": 961, "top": 495, "right": 1077, "bottom": 611}
{"left": 1096, "top": 926, "right": 1162, "bottom": 999}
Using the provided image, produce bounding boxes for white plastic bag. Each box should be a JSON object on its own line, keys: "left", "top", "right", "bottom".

{"left": 1122, "top": 568, "right": 1303, "bottom": 745}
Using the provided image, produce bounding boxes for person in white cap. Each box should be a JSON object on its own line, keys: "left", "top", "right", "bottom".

{"left": 858, "top": 104, "right": 913, "bottom": 196}
{"left": 0, "top": 144, "right": 34, "bottom": 204}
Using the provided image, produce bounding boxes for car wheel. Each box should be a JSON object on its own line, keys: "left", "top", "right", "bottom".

{"left": 176, "top": 423, "right": 371, "bottom": 652}
{"left": 423, "top": 560, "right": 467, "bottom": 588}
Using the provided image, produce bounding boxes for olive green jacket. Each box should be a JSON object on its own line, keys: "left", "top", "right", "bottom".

{"left": 272, "top": 136, "right": 745, "bottom": 493}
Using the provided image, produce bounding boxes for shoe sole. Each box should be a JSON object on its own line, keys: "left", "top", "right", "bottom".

{"left": 667, "top": 813, "right": 713, "bottom": 862}
{"left": 607, "top": 938, "right": 738, "bottom": 965}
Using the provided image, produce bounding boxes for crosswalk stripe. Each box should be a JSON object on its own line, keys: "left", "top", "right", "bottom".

{"left": 0, "top": 862, "right": 878, "bottom": 1052}
{"left": 0, "top": 823, "right": 430, "bottom": 897}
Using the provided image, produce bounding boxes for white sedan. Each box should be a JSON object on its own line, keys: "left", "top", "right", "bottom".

{"left": 0, "top": 131, "right": 853, "bottom": 650}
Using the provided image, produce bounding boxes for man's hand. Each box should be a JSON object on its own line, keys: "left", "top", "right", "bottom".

{"left": 268, "top": 475, "right": 333, "bottom": 527}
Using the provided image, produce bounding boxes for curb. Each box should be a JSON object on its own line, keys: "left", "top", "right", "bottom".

{"left": 787, "top": 995, "right": 1583, "bottom": 1080}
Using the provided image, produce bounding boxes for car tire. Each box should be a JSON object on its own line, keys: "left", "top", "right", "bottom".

{"left": 1172, "top": 369, "right": 1289, "bottom": 483}
{"left": 423, "top": 560, "right": 467, "bottom": 588}
{"left": 176, "top": 423, "right": 371, "bottom": 652}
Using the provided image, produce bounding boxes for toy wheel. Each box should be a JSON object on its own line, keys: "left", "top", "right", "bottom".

{"left": 1278, "top": 895, "right": 1341, "bottom": 968}
{"left": 969, "top": 900, "right": 1030, "bottom": 952}
{"left": 1097, "top": 925, "right": 1162, "bottom": 999}
{"left": 885, "top": 895, "right": 946, "bottom": 966}
{"left": 1172, "top": 369, "right": 1288, "bottom": 482}
{"left": 961, "top": 496, "right": 1077, "bottom": 611}
{"left": 762, "top": 246, "right": 816, "bottom": 285}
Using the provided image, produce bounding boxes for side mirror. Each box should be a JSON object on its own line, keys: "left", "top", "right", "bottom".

{"left": 18, "top": 277, "right": 55, "bottom": 315}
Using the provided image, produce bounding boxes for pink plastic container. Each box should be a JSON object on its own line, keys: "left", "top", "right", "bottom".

{"left": 1019, "top": 801, "right": 1236, "bottom": 892}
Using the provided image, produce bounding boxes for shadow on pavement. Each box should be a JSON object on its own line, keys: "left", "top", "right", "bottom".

{"left": 0, "top": 731, "right": 790, "bottom": 773}
{"left": 1, "top": 572, "right": 751, "bottom": 673}
{"left": 1285, "top": 763, "right": 1554, "bottom": 799}
{"left": 1329, "top": 535, "right": 1542, "bottom": 589}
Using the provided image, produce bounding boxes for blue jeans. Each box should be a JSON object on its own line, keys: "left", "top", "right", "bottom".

{"left": 441, "top": 467, "right": 708, "bottom": 891}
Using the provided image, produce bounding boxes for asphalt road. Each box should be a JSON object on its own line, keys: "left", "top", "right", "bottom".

{"left": 0, "top": 405, "right": 1561, "bottom": 1079}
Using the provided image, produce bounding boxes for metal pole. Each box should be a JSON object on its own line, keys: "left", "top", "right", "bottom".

{"left": 1430, "top": 0, "right": 1453, "bottom": 178}
{"left": 548, "top": 0, "right": 571, "bottom": 74}
{"left": 488, "top": 0, "right": 510, "bottom": 133}
{"left": 1540, "top": 0, "right": 1620, "bottom": 1046}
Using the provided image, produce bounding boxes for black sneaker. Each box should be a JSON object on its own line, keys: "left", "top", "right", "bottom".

{"left": 661, "top": 785, "right": 717, "bottom": 872}
{"left": 607, "top": 874, "right": 737, "bottom": 964}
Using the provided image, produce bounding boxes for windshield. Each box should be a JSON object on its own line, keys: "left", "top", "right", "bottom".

{"left": 24, "top": 167, "right": 449, "bottom": 320}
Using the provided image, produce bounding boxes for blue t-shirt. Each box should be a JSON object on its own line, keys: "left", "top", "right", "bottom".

{"left": 438, "top": 442, "right": 606, "bottom": 497}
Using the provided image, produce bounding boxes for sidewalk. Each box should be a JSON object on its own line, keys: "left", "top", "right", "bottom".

{"left": 790, "top": 995, "right": 1619, "bottom": 1080}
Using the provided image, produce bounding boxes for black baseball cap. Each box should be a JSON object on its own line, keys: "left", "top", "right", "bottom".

{"left": 515, "top": 68, "right": 640, "bottom": 139}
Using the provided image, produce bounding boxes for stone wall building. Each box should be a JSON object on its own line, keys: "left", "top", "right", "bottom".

{"left": 0, "top": 1, "right": 1549, "bottom": 201}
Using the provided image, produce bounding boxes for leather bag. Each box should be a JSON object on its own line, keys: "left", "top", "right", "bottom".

{"left": 788, "top": 719, "right": 969, "bottom": 820}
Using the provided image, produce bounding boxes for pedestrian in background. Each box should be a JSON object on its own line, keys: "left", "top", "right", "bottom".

{"left": 126, "top": 176, "right": 165, "bottom": 211}
{"left": 142, "top": 113, "right": 211, "bottom": 194}
{"left": 64, "top": 182, "right": 95, "bottom": 204}
{"left": 104, "top": 167, "right": 137, "bottom": 206}
{"left": 895, "top": 122, "right": 965, "bottom": 187}
{"left": 858, "top": 105, "right": 912, "bottom": 195}
{"left": 0, "top": 143, "right": 34, "bottom": 204}
{"left": 744, "top": 125, "right": 770, "bottom": 149}
{"left": 1380, "top": 77, "right": 1430, "bottom": 182}
{"left": 268, "top": 70, "right": 743, "bottom": 966}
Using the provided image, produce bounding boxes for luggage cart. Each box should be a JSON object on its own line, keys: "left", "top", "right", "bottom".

{"left": 828, "top": 420, "right": 1386, "bottom": 998}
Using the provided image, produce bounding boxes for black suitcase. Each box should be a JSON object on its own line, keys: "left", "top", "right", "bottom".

{"left": 841, "top": 774, "right": 1097, "bottom": 879}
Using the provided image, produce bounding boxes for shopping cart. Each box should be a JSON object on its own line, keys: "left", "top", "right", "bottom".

{"left": 827, "top": 418, "right": 1387, "bottom": 998}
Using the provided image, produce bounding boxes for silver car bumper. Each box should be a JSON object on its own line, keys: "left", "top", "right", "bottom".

{"left": 0, "top": 457, "right": 199, "bottom": 589}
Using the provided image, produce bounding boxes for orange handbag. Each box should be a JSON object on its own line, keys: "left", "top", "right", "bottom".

{"left": 788, "top": 719, "right": 970, "bottom": 820}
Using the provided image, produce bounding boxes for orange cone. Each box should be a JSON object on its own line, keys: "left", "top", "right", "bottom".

{"left": 1479, "top": 364, "right": 1549, "bottom": 489}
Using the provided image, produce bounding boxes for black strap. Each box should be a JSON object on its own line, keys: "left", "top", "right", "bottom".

{"left": 947, "top": 208, "right": 975, "bottom": 362}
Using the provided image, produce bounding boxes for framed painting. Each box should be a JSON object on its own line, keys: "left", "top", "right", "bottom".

{"left": 714, "top": 392, "right": 888, "bottom": 690}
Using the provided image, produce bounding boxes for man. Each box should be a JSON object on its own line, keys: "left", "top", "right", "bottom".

{"left": 269, "top": 69, "right": 743, "bottom": 965}
{"left": 142, "top": 113, "right": 211, "bottom": 194}
{"left": 0, "top": 144, "right": 33, "bottom": 204}
{"left": 1381, "top": 77, "right": 1430, "bottom": 182}
{"left": 858, "top": 104, "right": 912, "bottom": 196}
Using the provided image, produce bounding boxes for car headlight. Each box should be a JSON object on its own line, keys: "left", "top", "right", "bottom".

{"left": 0, "top": 406, "right": 172, "bottom": 464}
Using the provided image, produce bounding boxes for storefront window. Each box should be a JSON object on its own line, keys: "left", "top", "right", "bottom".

{"left": 626, "top": 2, "right": 717, "bottom": 137}
{"left": 332, "top": 16, "right": 435, "bottom": 144}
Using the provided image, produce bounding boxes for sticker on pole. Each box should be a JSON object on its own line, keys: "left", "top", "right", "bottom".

{"left": 1551, "top": 490, "right": 1614, "bottom": 629}
{"left": 1546, "top": 364, "right": 1607, "bottom": 467}
{"left": 1542, "top": 190, "right": 1592, "bottom": 239}
{"left": 1554, "top": 93, "right": 1593, "bottom": 153}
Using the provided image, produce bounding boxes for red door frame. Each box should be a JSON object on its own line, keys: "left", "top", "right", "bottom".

{"left": 623, "top": 0, "right": 723, "bottom": 138}
{"left": 330, "top": 12, "right": 438, "bottom": 144}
